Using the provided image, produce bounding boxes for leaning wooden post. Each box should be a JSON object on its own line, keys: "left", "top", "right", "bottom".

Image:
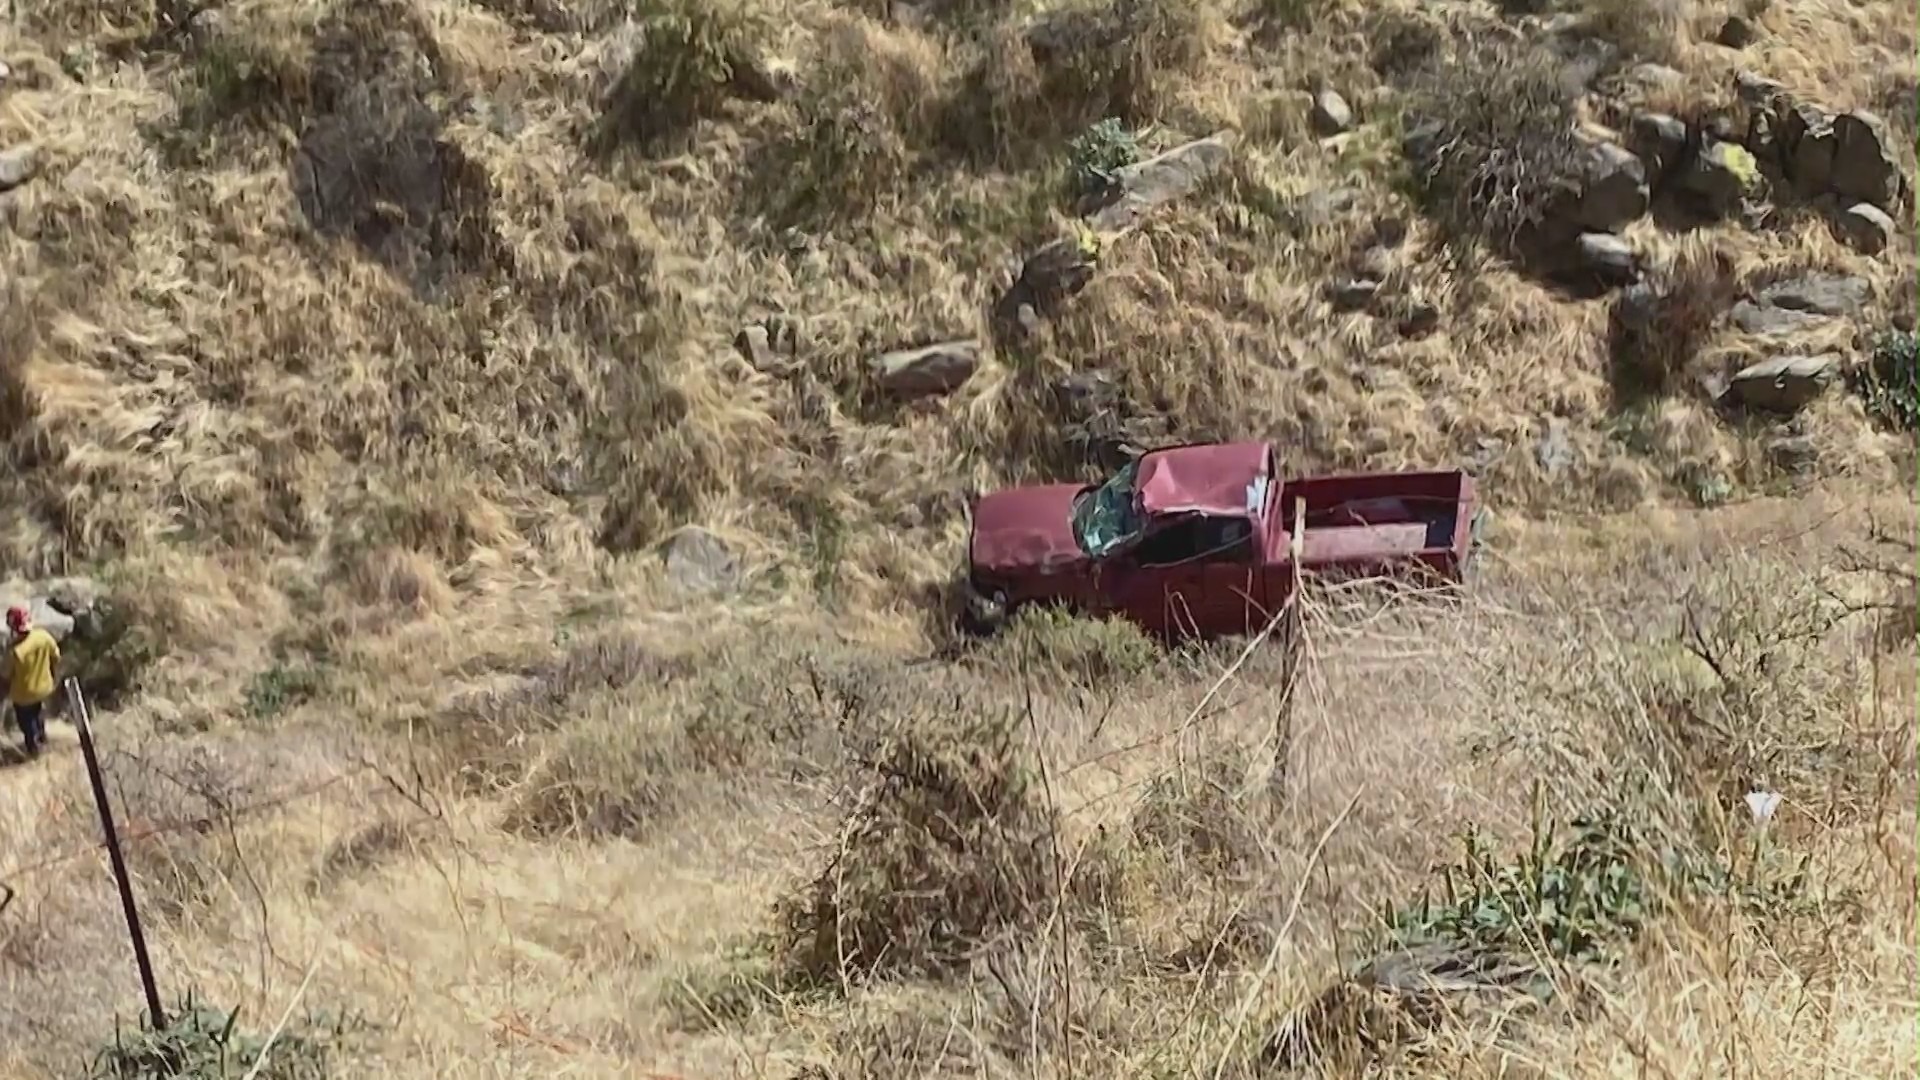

{"left": 68, "top": 678, "right": 167, "bottom": 1032}
{"left": 1271, "top": 498, "right": 1306, "bottom": 806}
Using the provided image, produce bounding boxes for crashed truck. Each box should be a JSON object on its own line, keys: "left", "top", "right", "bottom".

{"left": 961, "top": 440, "right": 1485, "bottom": 639}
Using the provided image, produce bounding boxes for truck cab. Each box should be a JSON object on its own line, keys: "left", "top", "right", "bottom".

{"left": 964, "top": 441, "right": 1479, "bottom": 639}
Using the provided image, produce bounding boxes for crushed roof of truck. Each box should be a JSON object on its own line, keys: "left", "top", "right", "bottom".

{"left": 1136, "top": 441, "right": 1272, "bottom": 518}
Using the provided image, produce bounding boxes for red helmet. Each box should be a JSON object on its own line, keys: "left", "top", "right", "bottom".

{"left": 5, "top": 605, "right": 28, "bottom": 633}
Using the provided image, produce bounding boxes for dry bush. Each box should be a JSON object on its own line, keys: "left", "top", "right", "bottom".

{"left": 777, "top": 707, "right": 1074, "bottom": 984}
{"left": 427, "top": 631, "right": 673, "bottom": 786}
{"left": 1583, "top": 0, "right": 1697, "bottom": 64}
{"left": 1129, "top": 741, "right": 1268, "bottom": 876}
{"left": 981, "top": 605, "right": 1160, "bottom": 685}
{"left": 91, "top": 733, "right": 347, "bottom": 919}
{"left": 594, "top": 0, "right": 772, "bottom": 152}
{"left": 1607, "top": 247, "right": 1739, "bottom": 401}
{"left": 940, "top": 0, "right": 1210, "bottom": 160}
{"left": 1400, "top": 38, "right": 1586, "bottom": 257}
{"left": 752, "top": 17, "right": 941, "bottom": 227}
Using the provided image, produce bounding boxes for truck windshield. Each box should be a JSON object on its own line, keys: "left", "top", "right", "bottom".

{"left": 1071, "top": 461, "right": 1144, "bottom": 557}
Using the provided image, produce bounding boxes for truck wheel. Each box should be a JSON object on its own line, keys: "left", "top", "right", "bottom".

{"left": 960, "top": 586, "right": 1010, "bottom": 637}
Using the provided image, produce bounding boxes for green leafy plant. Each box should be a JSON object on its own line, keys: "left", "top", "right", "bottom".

{"left": 1849, "top": 329, "right": 1918, "bottom": 434}
{"left": 1066, "top": 117, "right": 1141, "bottom": 200}
{"left": 245, "top": 663, "right": 325, "bottom": 720}
{"left": 90, "top": 995, "right": 357, "bottom": 1079}
{"left": 1388, "top": 801, "right": 1654, "bottom": 966}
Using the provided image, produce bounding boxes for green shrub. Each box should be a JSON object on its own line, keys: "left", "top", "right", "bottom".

{"left": 1850, "top": 329, "right": 1919, "bottom": 434}
{"left": 991, "top": 605, "right": 1160, "bottom": 684}
{"left": 1066, "top": 117, "right": 1141, "bottom": 199}
{"left": 89, "top": 996, "right": 357, "bottom": 1080}
{"left": 245, "top": 663, "right": 325, "bottom": 720}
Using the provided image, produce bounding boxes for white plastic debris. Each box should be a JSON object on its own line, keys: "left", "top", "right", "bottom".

{"left": 1744, "top": 790, "right": 1783, "bottom": 827}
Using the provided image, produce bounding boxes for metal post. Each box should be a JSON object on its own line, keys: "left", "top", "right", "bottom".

{"left": 67, "top": 678, "right": 167, "bottom": 1031}
{"left": 1270, "top": 498, "right": 1306, "bottom": 806}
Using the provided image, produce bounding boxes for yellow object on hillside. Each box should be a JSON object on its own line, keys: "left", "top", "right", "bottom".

{"left": 7, "top": 627, "right": 59, "bottom": 706}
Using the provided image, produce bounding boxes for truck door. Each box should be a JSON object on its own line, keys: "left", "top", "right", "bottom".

{"left": 1104, "top": 515, "right": 1260, "bottom": 639}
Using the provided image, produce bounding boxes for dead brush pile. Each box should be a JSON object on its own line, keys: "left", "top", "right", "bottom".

{"left": 777, "top": 705, "right": 1086, "bottom": 984}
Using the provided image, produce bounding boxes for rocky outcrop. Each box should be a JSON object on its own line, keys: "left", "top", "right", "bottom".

{"left": 0, "top": 144, "right": 36, "bottom": 192}
{"left": 1084, "top": 135, "right": 1231, "bottom": 235}
{"left": 1730, "top": 273, "right": 1869, "bottom": 335}
{"left": 1837, "top": 203, "right": 1895, "bottom": 255}
{"left": 872, "top": 341, "right": 982, "bottom": 399}
{"left": 663, "top": 527, "right": 741, "bottom": 596}
{"left": 1310, "top": 90, "right": 1354, "bottom": 136}
{"left": 1724, "top": 354, "right": 1839, "bottom": 413}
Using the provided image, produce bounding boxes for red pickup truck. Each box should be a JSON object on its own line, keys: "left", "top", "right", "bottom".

{"left": 962, "top": 441, "right": 1483, "bottom": 638}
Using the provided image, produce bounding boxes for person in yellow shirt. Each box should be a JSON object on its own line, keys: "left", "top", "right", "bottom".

{"left": 6, "top": 605, "right": 59, "bottom": 758}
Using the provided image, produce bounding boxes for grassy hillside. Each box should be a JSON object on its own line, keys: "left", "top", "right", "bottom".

{"left": 0, "top": 0, "right": 1912, "bottom": 1076}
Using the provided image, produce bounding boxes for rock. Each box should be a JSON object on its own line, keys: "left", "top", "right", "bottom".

{"left": 1575, "top": 232, "right": 1639, "bottom": 283}
{"left": 1766, "top": 434, "right": 1819, "bottom": 473}
{"left": 1310, "top": 90, "right": 1354, "bottom": 136}
{"left": 1397, "top": 302, "right": 1441, "bottom": 338}
{"left": 1730, "top": 300, "right": 1819, "bottom": 335}
{"left": 1716, "top": 14, "right": 1758, "bottom": 47}
{"left": 1614, "top": 282, "right": 1662, "bottom": 330}
{"left": 1085, "top": 135, "right": 1231, "bottom": 234}
{"left": 1297, "top": 186, "right": 1361, "bottom": 229}
{"left": 0, "top": 144, "right": 36, "bottom": 192}
{"left": 1535, "top": 418, "right": 1575, "bottom": 477}
{"left": 1627, "top": 63, "right": 1686, "bottom": 92}
{"left": 663, "top": 526, "right": 741, "bottom": 595}
{"left": 1831, "top": 110, "right": 1899, "bottom": 207}
{"left": 1353, "top": 246, "right": 1394, "bottom": 283}
{"left": 1837, "top": 202, "right": 1895, "bottom": 255}
{"left": 1326, "top": 278, "right": 1381, "bottom": 312}
{"left": 1734, "top": 71, "right": 1785, "bottom": 106}
{"left": 1628, "top": 112, "right": 1689, "bottom": 179}
{"left": 1574, "top": 142, "right": 1649, "bottom": 232}
{"left": 734, "top": 324, "right": 773, "bottom": 368}
{"left": 1725, "top": 354, "right": 1839, "bottom": 412}
{"left": 871, "top": 340, "right": 981, "bottom": 398}
{"left": 1681, "top": 140, "right": 1758, "bottom": 215}
{"left": 1781, "top": 102, "right": 1837, "bottom": 197}
{"left": 993, "top": 235, "right": 1098, "bottom": 341}
{"left": 0, "top": 60, "right": 11, "bottom": 93}
{"left": 733, "top": 317, "right": 800, "bottom": 375}
{"left": 1762, "top": 273, "right": 1869, "bottom": 316}
{"left": 1368, "top": 216, "right": 1410, "bottom": 250}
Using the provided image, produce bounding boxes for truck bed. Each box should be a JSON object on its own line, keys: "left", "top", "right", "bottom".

{"left": 1279, "top": 470, "right": 1471, "bottom": 572}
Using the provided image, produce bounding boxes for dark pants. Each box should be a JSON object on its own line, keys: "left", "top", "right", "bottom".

{"left": 12, "top": 700, "right": 44, "bottom": 755}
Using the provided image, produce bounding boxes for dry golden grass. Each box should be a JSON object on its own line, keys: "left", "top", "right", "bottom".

{"left": 0, "top": 0, "right": 1913, "bottom": 1075}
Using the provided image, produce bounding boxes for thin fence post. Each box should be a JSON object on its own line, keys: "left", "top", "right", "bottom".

{"left": 68, "top": 677, "right": 167, "bottom": 1032}
{"left": 1271, "top": 498, "right": 1306, "bottom": 806}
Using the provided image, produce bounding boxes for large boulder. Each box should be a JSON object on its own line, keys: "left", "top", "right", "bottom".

{"left": 1310, "top": 90, "right": 1354, "bottom": 136}
{"left": 1837, "top": 202, "right": 1895, "bottom": 255}
{"left": 0, "top": 577, "right": 103, "bottom": 643}
{"left": 1681, "top": 140, "right": 1759, "bottom": 215}
{"left": 1724, "top": 354, "right": 1839, "bottom": 413}
{"left": 663, "top": 527, "right": 741, "bottom": 596}
{"left": 1575, "top": 232, "right": 1640, "bottom": 283}
{"left": 1573, "top": 141, "right": 1649, "bottom": 232}
{"left": 0, "top": 144, "right": 35, "bottom": 192}
{"left": 1628, "top": 112, "right": 1689, "bottom": 181}
{"left": 1728, "top": 273, "right": 1869, "bottom": 336}
{"left": 1780, "top": 102, "right": 1838, "bottom": 197}
{"left": 1831, "top": 110, "right": 1900, "bottom": 207}
{"left": 871, "top": 340, "right": 982, "bottom": 399}
{"left": 1084, "top": 135, "right": 1231, "bottom": 235}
